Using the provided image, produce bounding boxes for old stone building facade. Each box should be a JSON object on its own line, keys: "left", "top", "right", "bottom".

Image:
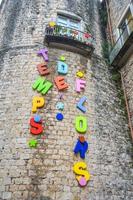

{"left": 0, "top": 0, "right": 133, "bottom": 200}
{"left": 105, "top": 0, "right": 133, "bottom": 136}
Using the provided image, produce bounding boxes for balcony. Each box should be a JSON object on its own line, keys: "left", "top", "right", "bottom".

{"left": 44, "top": 25, "right": 94, "bottom": 56}
{"left": 109, "top": 19, "right": 133, "bottom": 67}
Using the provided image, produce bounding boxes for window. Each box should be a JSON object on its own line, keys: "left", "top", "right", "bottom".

{"left": 118, "top": 7, "right": 133, "bottom": 44}
{"left": 57, "top": 14, "right": 80, "bottom": 30}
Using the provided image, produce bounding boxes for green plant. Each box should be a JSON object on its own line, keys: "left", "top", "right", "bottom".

{"left": 118, "top": 89, "right": 125, "bottom": 105}
{"left": 102, "top": 41, "right": 109, "bottom": 61}
{"left": 99, "top": 8, "right": 108, "bottom": 27}
{"left": 112, "top": 73, "right": 121, "bottom": 82}
{"left": 85, "top": 24, "right": 92, "bottom": 34}
{"left": 99, "top": 1, "right": 111, "bottom": 63}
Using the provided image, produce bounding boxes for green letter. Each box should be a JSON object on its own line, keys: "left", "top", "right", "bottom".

{"left": 32, "top": 76, "right": 53, "bottom": 95}
{"left": 75, "top": 116, "right": 87, "bottom": 133}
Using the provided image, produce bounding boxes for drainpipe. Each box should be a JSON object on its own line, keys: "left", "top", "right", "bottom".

{"left": 120, "top": 71, "right": 133, "bottom": 140}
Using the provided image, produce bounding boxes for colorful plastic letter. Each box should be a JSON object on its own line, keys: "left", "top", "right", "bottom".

{"left": 76, "top": 71, "right": 84, "bottom": 78}
{"left": 32, "top": 97, "right": 45, "bottom": 113}
{"left": 60, "top": 56, "right": 66, "bottom": 62}
{"left": 57, "top": 61, "right": 68, "bottom": 75}
{"left": 34, "top": 115, "right": 41, "bottom": 123}
{"left": 79, "top": 136, "right": 85, "bottom": 143}
{"left": 56, "top": 113, "right": 64, "bottom": 121}
{"left": 32, "top": 76, "right": 53, "bottom": 95}
{"left": 37, "top": 48, "right": 49, "bottom": 62}
{"left": 49, "top": 21, "right": 56, "bottom": 27}
{"left": 59, "top": 93, "right": 64, "bottom": 100}
{"left": 28, "top": 139, "right": 38, "bottom": 148}
{"left": 74, "top": 139, "right": 88, "bottom": 159}
{"left": 56, "top": 102, "right": 64, "bottom": 110}
{"left": 54, "top": 76, "right": 68, "bottom": 91}
{"left": 73, "top": 162, "right": 90, "bottom": 187}
{"left": 77, "top": 96, "right": 87, "bottom": 113}
{"left": 30, "top": 117, "right": 43, "bottom": 135}
{"left": 37, "top": 63, "right": 50, "bottom": 76}
{"left": 75, "top": 116, "right": 87, "bottom": 133}
{"left": 76, "top": 79, "right": 86, "bottom": 92}
{"left": 79, "top": 177, "right": 87, "bottom": 187}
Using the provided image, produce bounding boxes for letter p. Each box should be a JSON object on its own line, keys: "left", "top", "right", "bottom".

{"left": 32, "top": 97, "right": 45, "bottom": 113}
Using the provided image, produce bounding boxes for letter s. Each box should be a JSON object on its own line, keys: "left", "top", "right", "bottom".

{"left": 30, "top": 118, "right": 43, "bottom": 135}
{"left": 73, "top": 162, "right": 90, "bottom": 187}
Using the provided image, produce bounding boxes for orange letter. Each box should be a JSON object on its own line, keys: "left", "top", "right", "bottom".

{"left": 54, "top": 76, "right": 68, "bottom": 91}
{"left": 37, "top": 63, "right": 50, "bottom": 76}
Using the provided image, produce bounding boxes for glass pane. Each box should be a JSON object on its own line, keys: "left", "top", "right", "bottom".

{"left": 126, "top": 9, "right": 132, "bottom": 23}
{"left": 126, "top": 10, "right": 133, "bottom": 33}
{"left": 57, "top": 16, "right": 68, "bottom": 27}
{"left": 69, "top": 19, "right": 80, "bottom": 30}
{"left": 119, "top": 21, "right": 126, "bottom": 32}
{"left": 119, "top": 21, "right": 129, "bottom": 43}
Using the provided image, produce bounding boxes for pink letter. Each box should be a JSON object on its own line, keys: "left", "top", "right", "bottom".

{"left": 37, "top": 48, "right": 49, "bottom": 62}
{"left": 76, "top": 79, "right": 86, "bottom": 92}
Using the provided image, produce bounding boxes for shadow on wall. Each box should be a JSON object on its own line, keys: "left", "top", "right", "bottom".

{"left": 1, "top": 0, "right": 22, "bottom": 47}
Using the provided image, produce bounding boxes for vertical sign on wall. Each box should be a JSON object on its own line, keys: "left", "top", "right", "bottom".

{"left": 26, "top": 37, "right": 90, "bottom": 188}
{"left": 28, "top": 48, "right": 53, "bottom": 148}
{"left": 73, "top": 70, "right": 90, "bottom": 187}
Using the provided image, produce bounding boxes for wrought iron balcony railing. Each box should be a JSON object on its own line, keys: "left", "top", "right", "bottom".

{"left": 45, "top": 25, "right": 94, "bottom": 54}
{"left": 109, "top": 19, "right": 133, "bottom": 66}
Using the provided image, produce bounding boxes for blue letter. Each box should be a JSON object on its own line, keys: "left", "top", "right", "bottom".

{"left": 57, "top": 61, "right": 68, "bottom": 75}
{"left": 74, "top": 140, "right": 88, "bottom": 159}
{"left": 77, "top": 96, "right": 87, "bottom": 113}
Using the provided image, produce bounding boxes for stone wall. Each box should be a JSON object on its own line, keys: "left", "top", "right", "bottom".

{"left": 0, "top": 46, "right": 95, "bottom": 200}
{"left": 121, "top": 54, "right": 133, "bottom": 126}
{"left": 0, "top": 0, "right": 133, "bottom": 200}
{"left": 107, "top": 0, "right": 131, "bottom": 39}
{"left": 107, "top": 0, "right": 133, "bottom": 128}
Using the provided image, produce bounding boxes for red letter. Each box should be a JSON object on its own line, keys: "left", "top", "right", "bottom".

{"left": 30, "top": 118, "right": 43, "bottom": 135}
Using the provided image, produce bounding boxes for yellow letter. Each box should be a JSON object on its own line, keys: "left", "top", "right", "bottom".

{"left": 73, "top": 162, "right": 90, "bottom": 186}
{"left": 32, "top": 96, "right": 45, "bottom": 113}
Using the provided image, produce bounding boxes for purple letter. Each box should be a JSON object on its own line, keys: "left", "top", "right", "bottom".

{"left": 38, "top": 48, "right": 49, "bottom": 62}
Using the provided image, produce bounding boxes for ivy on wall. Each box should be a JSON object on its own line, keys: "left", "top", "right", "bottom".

{"left": 99, "top": 1, "right": 110, "bottom": 64}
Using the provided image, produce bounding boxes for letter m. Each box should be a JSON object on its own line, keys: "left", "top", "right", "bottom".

{"left": 32, "top": 76, "right": 53, "bottom": 95}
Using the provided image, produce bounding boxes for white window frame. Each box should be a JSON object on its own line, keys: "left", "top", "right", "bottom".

{"left": 56, "top": 10, "right": 84, "bottom": 32}
{"left": 57, "top": 14, "right": 81, "bottom": 31}
{"left": 115, "top": 2, "right": 133, "bottom": 45}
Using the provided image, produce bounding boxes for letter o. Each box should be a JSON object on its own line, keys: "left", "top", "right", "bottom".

{"left": 75, "top": 116, "right": 87, "bottom": 133}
